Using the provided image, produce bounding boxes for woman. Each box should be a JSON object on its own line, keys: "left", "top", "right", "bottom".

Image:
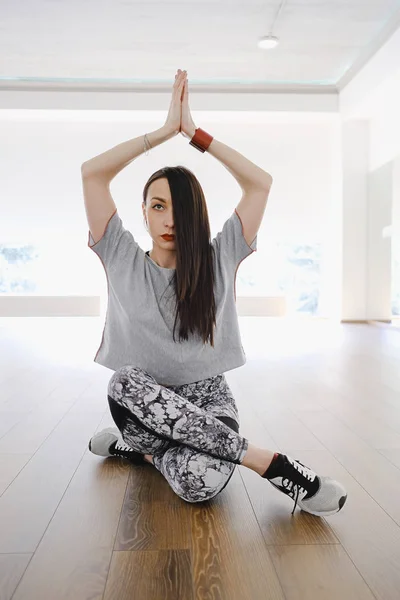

{"left": 83, "top": 69, "right": 347, "bottom": 517}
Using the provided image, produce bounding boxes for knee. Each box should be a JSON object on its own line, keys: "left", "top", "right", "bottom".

{"left": 175, "top": 456, "right": 236, "bottom": 503}
{"left": 179, "top": 476, "right": 233, "bottom": 503}
{"left": 107, "top": 365, "right": 159, "bottom": 403}
{"left": 110, "top": 365, "right": 149, "bottom": 384}
{"left": 179, "top": 486, "right": 225, "bottom": 503}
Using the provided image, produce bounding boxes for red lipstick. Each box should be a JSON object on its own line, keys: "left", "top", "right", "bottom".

{"left": 161, "top": 234, "right": 175, "bottom": 241}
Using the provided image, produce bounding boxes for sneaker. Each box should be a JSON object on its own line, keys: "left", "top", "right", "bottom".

{"left": 262, "top": 453, "right": 347, "bottom": 517}
{"left": 88, "top": 427, "right": 148, "bottom": 465}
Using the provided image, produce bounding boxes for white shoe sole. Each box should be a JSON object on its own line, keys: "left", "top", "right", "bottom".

{"left": 298, "top": 494, "right": 347, "bottom": 517}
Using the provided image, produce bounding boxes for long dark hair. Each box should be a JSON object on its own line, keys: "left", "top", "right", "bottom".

{"left": 142, "top": 165, "right": 216, "bottom": 347}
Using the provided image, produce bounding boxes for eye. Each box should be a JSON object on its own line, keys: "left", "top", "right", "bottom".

{"left": 153, "top": 204, "right": 164, "bottom": 210}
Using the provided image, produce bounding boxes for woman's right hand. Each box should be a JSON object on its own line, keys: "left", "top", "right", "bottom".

{"left": 164, "top": 69, "right": 187, "bottom": 136}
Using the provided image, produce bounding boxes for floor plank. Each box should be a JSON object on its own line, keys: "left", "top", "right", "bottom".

{"left": 0, "top": 404, "right": 106, "bottom": 553}
{"left": 269, "top": 544, "right": 375, "bottom": 600}
{"left": 189, "top": 468, "right": 285, "bottom": 600}
{"left": 242, "top": 380, "right": 400, "bottom": 599}
{"left": 11, "top": 452, "right": 129, "bottom": 600}
{"left": 1, "top": 316, "right": 400, "bottom": 600}
{"left": 286, "top": 444, "right": 400, "bottom": 600}
{"left": 103, "top": 550, "right": 193, "bottom": 600}
{"left": 0, "top": 554, "right": 32, "bottom": 600}
{"left": 236, "top": 392, "right": 340, "bottom": 546}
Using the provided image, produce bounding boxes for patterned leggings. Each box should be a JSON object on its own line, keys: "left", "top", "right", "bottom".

{"left": 107, "top": 365, "right": 250, "bottom": 503}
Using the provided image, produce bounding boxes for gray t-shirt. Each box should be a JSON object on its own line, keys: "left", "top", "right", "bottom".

{"left": 88, "top": 208, "right": 257, "bottom": 386}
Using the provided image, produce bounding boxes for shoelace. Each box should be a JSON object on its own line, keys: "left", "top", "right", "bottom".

{"left": 292, "top": 487, "right": 300, "bottom": 515}
{"left": 281, "top": 479, "right": 306, "bottom": 515}
{"left": 286, "top": 459, "right": 316, "bottom": 515}
{"left": 114, "top": 440, "right": 134, "bottom": 455}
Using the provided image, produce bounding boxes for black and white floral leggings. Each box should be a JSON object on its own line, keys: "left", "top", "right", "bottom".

{"left": 107, "top": 365, "right": 249, "bottom": 503}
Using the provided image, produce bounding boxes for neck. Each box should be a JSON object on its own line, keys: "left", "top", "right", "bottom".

{"left": 149, "top": 250, "right": 176, "bottom": 270}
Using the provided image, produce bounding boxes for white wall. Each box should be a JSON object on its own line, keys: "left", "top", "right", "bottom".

{"left": 369, "top": 107, "right": 400, "bottom": 171}
{"left": 361, "top": 103, "right": 400, "bottom": 321}
{"left": 0, "top": 111, "right": 340, "bottom": 307}
{"left": 339, "top": 117, "right": 398, "bottom": 322}
{"left": 367, "top": 161, "right": 393, "bottom": 319}
{"left": 394, "top": 155, "right": 400, "bottom": 238}
{"left": 341, "top": 120, "right": 369, "bottom": 321}
{"left": 1, "top": 113, "right": 338, "bottom": 240}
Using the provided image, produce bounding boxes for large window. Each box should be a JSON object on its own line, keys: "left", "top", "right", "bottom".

{"left": 1, "top": 237, "right": 323, "bottom": 315}
{"left": 236, "top": 240, "right": 323, "bottom": 315}
{"left": 0, "top": 239, "right": 101, "bottom": 294}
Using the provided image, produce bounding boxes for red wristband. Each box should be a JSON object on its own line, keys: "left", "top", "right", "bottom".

{"left": 189, "top": 128, "right": 213, "bottom": 153}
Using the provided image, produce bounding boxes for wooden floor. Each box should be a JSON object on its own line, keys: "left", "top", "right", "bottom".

{"left": 1, "top": 316, "right": 400, "bottom": 600}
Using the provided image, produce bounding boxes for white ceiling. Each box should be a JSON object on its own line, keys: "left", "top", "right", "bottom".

{"left": 1, "top": 0, "right": 400, "bottom": 92}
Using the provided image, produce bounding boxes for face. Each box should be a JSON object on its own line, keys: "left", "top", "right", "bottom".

{"left": 142, "top": 178, "right": 175, "bottom": 247}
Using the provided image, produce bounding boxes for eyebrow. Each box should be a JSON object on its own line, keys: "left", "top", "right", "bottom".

{"left": 151, "top": 197, "right": 169, "bottom": 203}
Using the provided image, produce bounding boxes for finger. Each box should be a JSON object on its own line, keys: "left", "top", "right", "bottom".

{"left": 174, "top": 72, "right": 186, "bottom": 88}
{"left": 174, "top": 76, "right": 186, "bottom": 95}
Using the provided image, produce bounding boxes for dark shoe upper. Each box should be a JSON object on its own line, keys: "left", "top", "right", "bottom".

{"left": 263, "top": 453, "right": 348, "bottom": 517}
{"left": 109, "top": 439, "right": 148, "bottom": 465}
{"left": 262, "top": 453, "right": 320, "bottom": 513}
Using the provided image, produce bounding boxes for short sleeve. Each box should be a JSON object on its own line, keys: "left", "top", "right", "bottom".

{"left": 212, "top": 209, "right": 257, "bottom": 269}
{"left": 88, "top": 210, "right": 139, "bottom": 269}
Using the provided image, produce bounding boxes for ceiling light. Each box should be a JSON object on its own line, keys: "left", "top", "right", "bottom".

{"left": 258, "top": 35, "right": 279, "bottom": 49}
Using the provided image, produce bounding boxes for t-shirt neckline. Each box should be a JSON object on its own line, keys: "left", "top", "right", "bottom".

{"left": 145, "top": 250, "right": 176, "bottom": 271}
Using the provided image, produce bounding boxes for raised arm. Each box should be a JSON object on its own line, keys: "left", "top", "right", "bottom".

{"left": 81, "top": 127, "right": 174, "bottom": 244}
{"left": 179, "top": 70, "right": 273, "bottom": 247}
{"left": 82, "top": 70, "right": 186, "bottom": 244}
{"left": 81, "top": 127, "right": 175, "bottom": 182}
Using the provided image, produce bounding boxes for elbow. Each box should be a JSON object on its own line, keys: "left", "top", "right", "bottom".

{"left": 81, "top": 161, "right": 99, "bottom": 178}
{"left": 263, "top": 173, "right": 273, "bottom": 188}
{"left": 81, "top": 162, "right": 113, "bottom": 183}
{"left": 257, "top": 173, "right": 273, "bottom": 190}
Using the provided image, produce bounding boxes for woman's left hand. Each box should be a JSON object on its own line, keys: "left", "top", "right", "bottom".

{"left": 179, "top": 70, "right": 197, "bottom": 140}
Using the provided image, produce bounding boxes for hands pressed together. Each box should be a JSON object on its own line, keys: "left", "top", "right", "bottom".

{"left": 164, "top": 69, "right": 197, "bottom": 140}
